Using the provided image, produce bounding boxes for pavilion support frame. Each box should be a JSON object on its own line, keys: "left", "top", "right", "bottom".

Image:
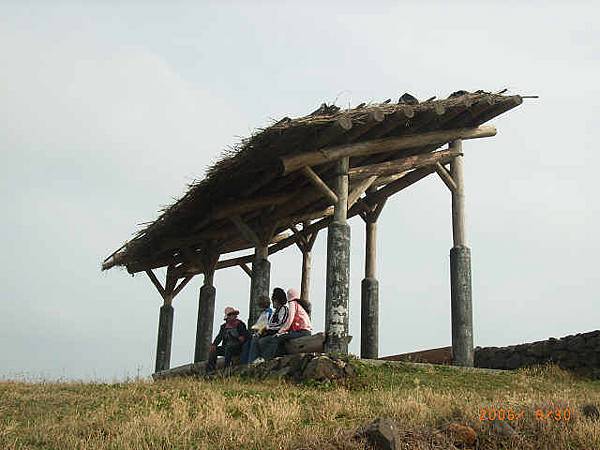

{"left": 447, "top": 139, "right": 474, "bottom": 367}
{"left": 137, "top": 128, "right": 502, "bottom": 372}
{"left": 146, "top": 267, "right": 194, "bottom": 372}
{"left": 359, "top": 192, "right": 386, "bottom": 359}
{"left": 193, "top": 250, "right": 219, "bottom": 363}
{"left": 324, "top": 157, "right": 351, "bottom": 354}
{"left": 156, "top": 304, "right": 174, "bottom": 372}
{"left": 293, "top": 221, "right": 318, "bottom": 313}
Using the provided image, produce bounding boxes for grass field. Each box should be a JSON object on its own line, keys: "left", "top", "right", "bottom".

{"left": 1, "top": 362, "right": 599, "bottom": 449}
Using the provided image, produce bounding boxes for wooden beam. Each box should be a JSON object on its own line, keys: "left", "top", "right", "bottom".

{"left": 230, "top": 215, "right": 260, "bottom": 246}
{"left": 281, "top": 125, "right": 496, "bottom": 175}
{"left": 349, "top": 149, "right": 461, "bottom": 179}
{"left": 348, "top": 175, "right": 378, "bottom": 209}
{"left": 435, "top": 162, "right": 458, "bottom": 192}
{"left": 370, "top": 198, "right": 387, "bottom": 222}
{"left": 361, "top": 166, "right": 438, "bottom": 208}
{"left": 290, "top": 225, "right": 307, "bottom": 250}
{"left": 304, "top": 221, "right": 318, "bottom": 252}
{"left": 301, "top": 166, "right": 338, "bottom": 204}
{"left": 172, "top": 276, "right": 193, "bottom": 299}
{"left": 145, "top": 269, "right": 166, "bottom": 299}
{"left": 310, "top": 115, "right": 353, "bottom": 149}
{"left": 190, "top": 192, "right": 291, "bottom": 234}
{"left": 239, "top": 263, "right": 252, "bottom": 277}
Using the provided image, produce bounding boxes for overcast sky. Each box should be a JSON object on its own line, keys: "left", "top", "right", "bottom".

{"left": 1, "top": 1, "right": 598, "bottom": 381}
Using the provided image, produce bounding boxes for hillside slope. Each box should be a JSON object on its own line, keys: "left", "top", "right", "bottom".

{"left": 1, "top": 362, "right": 599, "bottom": 449}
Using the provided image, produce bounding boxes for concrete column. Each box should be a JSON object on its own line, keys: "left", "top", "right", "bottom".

{"left": 249, "top": 244, "right": 270, "bottom": 326}
{"left": 361, "top": 219, "right": 379, "bottom": 359}
{"left": 325, "top": 157, "right": 351, "bottom": 354}
{"left": 194, "top": 271, "right": 216, "bottom": 362}
{"left": 450, "top": 246, "right": 473, "bottom": 366}
{"left": 449, "top": 139, "right": 474, "bottom": 367}
{"left": 155, "top": 303, "right": 174, "bottom": 372}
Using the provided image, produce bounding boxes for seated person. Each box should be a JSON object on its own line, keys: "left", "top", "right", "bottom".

{"left": 241, "top": 295, "right": 272, "bottom": 364}
{"left": 206, "top": 306, "right": 250, "bottom": 373}
{"left": 250, "top": 287, "right": 289, "bottom": 363}
{"left": 260, "top": 287, "right": 313, "bottom": 360}
{"left": 275, "top": 287, "right": 312, "bottom": 344}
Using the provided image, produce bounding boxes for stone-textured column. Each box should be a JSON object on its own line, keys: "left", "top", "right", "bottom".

{"left": 155, "top": 302, "right": 174, "bottom": 372}
{"left": 249, "top": 244, "right": 270, "bottom": 326}
{"left": 194, "top": 271, "right": 216, "bottom": 362}
{"left": 325, "top": 157, "right": 351, "bottom": 354}
{"left": 361, "top": 219, "right": 379, "bottom": 359}
{"left": 449, "top": 139, "right": 474, "bottom": 366}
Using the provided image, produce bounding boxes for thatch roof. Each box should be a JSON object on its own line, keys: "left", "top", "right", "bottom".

{"left": 103, "top": 90, "right": 523, "bottom": 276}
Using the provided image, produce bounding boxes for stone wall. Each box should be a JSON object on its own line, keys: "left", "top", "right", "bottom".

{"left": 475, "top": 330, "right": 600, "bottom": 378}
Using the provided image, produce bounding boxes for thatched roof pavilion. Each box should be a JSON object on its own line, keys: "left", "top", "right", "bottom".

{"left": 103, "top": 90, "right": 524, "bottom": 375}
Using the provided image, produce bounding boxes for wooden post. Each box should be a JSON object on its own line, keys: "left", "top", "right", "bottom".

{"left": 148, "top": 267, "right": 194, "bottom": 373}
{"left": 249, "top": 243, "right": 270, "bottom": 326}
{"left": 449, "top": 139, "right": 474, "bottom": 367}
{"left": 194, "top": 255, "right": 218, "bottom": 363}
{"left": 301, "top": 248, "right": 312, "bottom": 301}
{"left": 299, "top": 221, "right": 318, "bottom": 314}
{"left": 300, "top": 221, "right": 312, "bottom": 304}
{"left": 325, "top": 157, "right": 351, "bottom": 354}
{"left": 360, "top": 191, "right": 385, "bottom": 360}
{"left": 361, "top": 218, "right": 379, "bottom": 359}
{"left": 155, "top": 297, "right": 174, "bottom": 373}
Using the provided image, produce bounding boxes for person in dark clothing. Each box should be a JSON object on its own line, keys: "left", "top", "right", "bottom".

{"left": 206, "top": 306, "right": 250, "bottom": 373}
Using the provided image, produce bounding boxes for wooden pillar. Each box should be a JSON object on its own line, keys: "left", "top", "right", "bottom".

{"left": 301, "top": 249, "right": 312, "bottom": 301}
{"left": 449, "top": 139, "right": 474, "bottom": 367}
{"left": 249, "top": 243, "right": 270, "bottom": 326}
{"left": 361, "top": 218, "right": 379, "bottom": 359}
{"left": 155, "top": 297, "right": 174, "bottom": 372}
{"left": 298, "top": 221, "right": 318, "bottom": 315}
{"left": 325, "top": 157, "right": 351, "bottom": 354}
{"left": 194, "top": 263, "right": 217, "bottom": 363}
{"left": 360, "top": 194, "right": 385, "bottom": 360}
{"left": 146, "top": 267, "right": 193, "bottom": 373}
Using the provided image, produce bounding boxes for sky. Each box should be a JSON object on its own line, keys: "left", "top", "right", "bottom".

{"left": 1, "top": 1, "right": 598, "bottom": 381}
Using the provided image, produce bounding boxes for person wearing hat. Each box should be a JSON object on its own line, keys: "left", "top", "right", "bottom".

{"left": 206, "top": 306, "right": 250, "bottom": 373}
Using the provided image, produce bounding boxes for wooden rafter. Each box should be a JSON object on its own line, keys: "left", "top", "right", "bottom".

{"left": 349, "top": 149, "right": 461, "bottom": 179}
{"left": 280, "top": 125, "right": 496, "bottom": 174}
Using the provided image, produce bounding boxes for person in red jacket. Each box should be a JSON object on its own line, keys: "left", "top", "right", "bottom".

{"left": 261, "top": 288, "right": 312, "bottom": 360}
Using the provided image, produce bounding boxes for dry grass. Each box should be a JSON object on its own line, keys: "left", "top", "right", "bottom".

{"left": 1, "top": 363, "right": 599, "bottom": 449}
